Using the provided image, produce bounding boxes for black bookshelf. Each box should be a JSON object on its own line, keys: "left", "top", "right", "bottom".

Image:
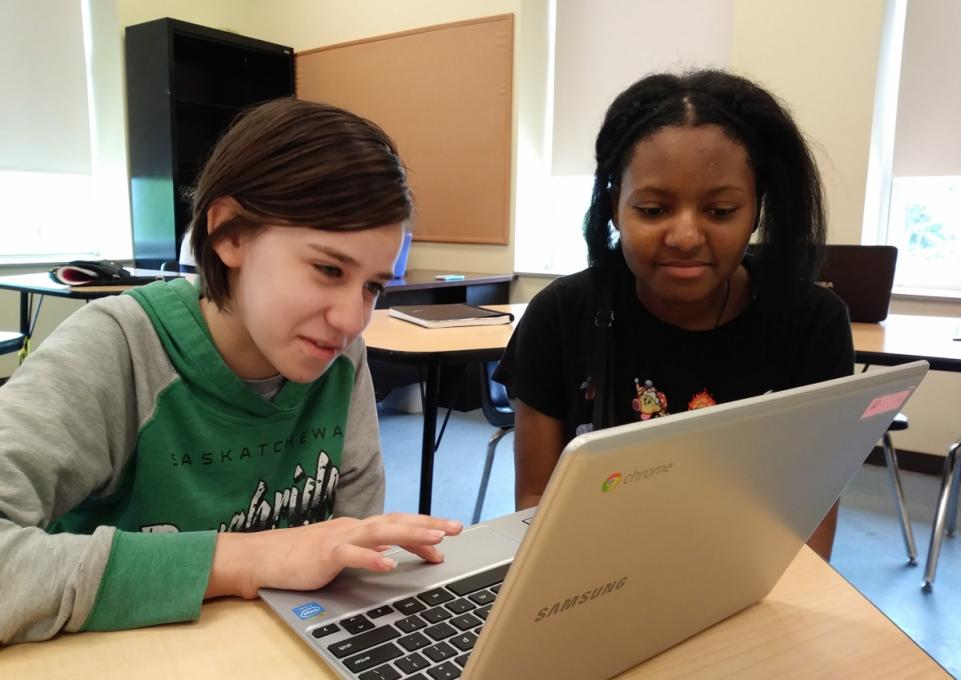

{"left": 125, "top": 19, "right": 294, "bottom": 268}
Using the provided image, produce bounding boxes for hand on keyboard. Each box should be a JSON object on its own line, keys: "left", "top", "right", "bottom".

{"left": 204, "top": 513, "right": 463, "bottom": 599}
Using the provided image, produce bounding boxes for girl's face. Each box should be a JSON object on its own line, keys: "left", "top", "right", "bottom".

{"left": 613, "top": 124, "right": 757, "bottom": 326}
{"left": 210, "top": 217, "right": 404, "bottom": 382}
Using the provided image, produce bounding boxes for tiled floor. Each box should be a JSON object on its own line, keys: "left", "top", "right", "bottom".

{"left": 379, "top": 406, "right": 960, "bottom": 677}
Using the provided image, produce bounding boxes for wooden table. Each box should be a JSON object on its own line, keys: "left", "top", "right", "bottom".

{"left": 0, "top": 269, "right": 184, "bottom": 337}
{"left": 363, "top": 304, "right": 525, "bottom": 513}
{"left": 0, "top": 547, "right": 947, "bottom": 679}
{"left": 0, "top": 267, "right": 513, "bottom": 346}
{"left": 851, "top": 314, "right": 961, "bottom": 372}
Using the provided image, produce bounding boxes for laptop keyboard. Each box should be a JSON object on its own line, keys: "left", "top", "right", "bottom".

{"left": 311, "top": 562, "right": 511, "bottom": 680}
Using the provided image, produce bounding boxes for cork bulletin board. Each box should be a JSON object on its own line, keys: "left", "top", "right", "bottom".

{"left": 296, "top": 14, "right": 513, "bottom": 245}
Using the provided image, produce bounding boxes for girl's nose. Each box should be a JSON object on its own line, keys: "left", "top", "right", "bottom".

{"left": 663, "top": 210, "right": 705, "bottom": 251}
{"left": 327, "top": 288, "right": 367, "bottom": 339}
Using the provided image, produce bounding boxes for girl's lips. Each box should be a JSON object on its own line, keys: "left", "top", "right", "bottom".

{"left": 659, "top": 263, "right": 710, "bottom": 279}
{"left": 300, "top": 336, "right": 337, "bottom": 363}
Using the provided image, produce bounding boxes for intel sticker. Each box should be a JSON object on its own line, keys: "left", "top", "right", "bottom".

{"left": 292, "top": 602, "right": 326, "bottom": 620}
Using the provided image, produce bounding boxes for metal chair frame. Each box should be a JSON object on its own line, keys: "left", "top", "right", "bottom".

{"left": 922, "top": 436, "right": 961, "bottom": 590}
{"left": 472, "top": 361, "right": 514, "bottom": 524}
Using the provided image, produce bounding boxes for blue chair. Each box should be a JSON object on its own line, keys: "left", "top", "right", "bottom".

{"left": 472, "top": 361, "right": 514, "bottom": 524}
{"left": 0, "top": 331, "right": 25, "bottom": 357}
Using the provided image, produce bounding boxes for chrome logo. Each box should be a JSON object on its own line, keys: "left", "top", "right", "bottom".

{"left": 601, "top": 472, "right": 622, "bottom": 492}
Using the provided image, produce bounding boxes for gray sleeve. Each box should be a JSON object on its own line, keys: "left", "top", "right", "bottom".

{"left": 0, "top": 298, "right": 168, "bottom": 643}
{"left": 332, "top": 338, "right": 385, "bottom": 519}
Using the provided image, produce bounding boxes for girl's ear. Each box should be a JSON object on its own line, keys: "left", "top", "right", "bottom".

{"left": 609, "top": 188, "right": 621, "bottom": 232}
{"left": 207, "top": 197, "right": 248, "bottom": 268}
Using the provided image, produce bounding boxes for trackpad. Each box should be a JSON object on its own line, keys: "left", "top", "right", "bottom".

{"left": 324, "top": 525, "right": 519, "bottom": 604}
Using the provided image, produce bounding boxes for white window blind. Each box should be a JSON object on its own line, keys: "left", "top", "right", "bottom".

{"left": 551, "top": 0, "right": 733, "bottom": 176}
{"left": 0, "top": 0, "right": 91, "bottom": 175}
{"left": 0, "top": 0, "right": 130, "bottom": 263}
{"left": 515, "top": 0, "right": 733, "bottom": 275}
{"left": 885, "top": 0, "right": 961, "bottom": 295}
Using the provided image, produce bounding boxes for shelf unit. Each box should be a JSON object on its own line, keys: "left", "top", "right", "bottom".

{"left": 125, "top": 19, "right": 294, "bottom": 267}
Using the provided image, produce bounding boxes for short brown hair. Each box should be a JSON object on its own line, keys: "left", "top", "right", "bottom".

{"left": 188, "top": 98, "right": 413, "bottom": 307}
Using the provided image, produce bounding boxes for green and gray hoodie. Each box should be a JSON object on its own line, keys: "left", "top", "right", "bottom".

{"left": 0, "top": 279, "right": 384, "bottom": 643}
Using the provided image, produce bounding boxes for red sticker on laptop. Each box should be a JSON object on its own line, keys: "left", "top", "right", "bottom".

{"left": 861, "top": 390, "right": 912, "bottom": 419}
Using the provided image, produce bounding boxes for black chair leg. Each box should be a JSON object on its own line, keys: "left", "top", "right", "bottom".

{"left": 881, "top": 432, "right": 918, "bottom": 565}
{"left": 472, "top": 427, "right": 512, "bottom": 525}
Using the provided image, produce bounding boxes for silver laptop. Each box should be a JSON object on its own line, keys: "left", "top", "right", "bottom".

{"left": 260, "top": 361, "right": 928, "bottom": 680}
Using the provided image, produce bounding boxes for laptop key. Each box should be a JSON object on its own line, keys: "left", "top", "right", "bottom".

{"left": 328, "top": 625, "right": 400, "bottom": 659}
{"left": 444, "top": 598, "right": 475, "bottom": 614}
{"left": 405, "top": 675, "right": 429, "bottom": 680}
{"left": 421, "top": 606, "right": 452, "bottom": 623}
{"left": 422, "top": 641, "right": 457, "bottom": 663}
{"left": 417, "top": 588, "right": 454, "bottom": 606}
{"left": 474, "top": 604, "right": 492, "bottom": 620}
{"left": 395, "top": 652, "right": 430, "bottom": 674}
{"left": 449, "top": 632, "right": 476, "bottom": 652}
{"left": 490, "top": 584, "right": 501, "bottom": 593}
{"left": 454, "top": 653, "right": 471, "bottom": 668}
{"left": 394, "top": 597, "right": 427, "bottom": 615}
{"left": 424, "top": 621, "right": 457, "bottom": 641}
{"left": 467, "top": 590, "right": 495, "bottom": 606}
{"left": 342, "top": 614, "right": 375, "bottom": 634}
{"left": 397, "top": 631, "right": 431, "bottom": 652}
{"left": 446, "top": 563, "right": 511, "bottom": 596}
{"left": 426, "top": 661, "right": 462, "bottom": 680}
{"left": 367, "top": 605, "right": 394, "bottom": 619}
{"left": 310, "top": 623, "right": 339, "bottom": 638}
{"left": 342, "top": 642, "right": 404, "bottom": 673}
{"left": 449, "top": 613, "right": 481, "bottom": 631}
{"left": 395, "top": 614, "right": 427, "bottom": 633}
{"left": 358, "top": 665, "right": 402, "bottom": 680}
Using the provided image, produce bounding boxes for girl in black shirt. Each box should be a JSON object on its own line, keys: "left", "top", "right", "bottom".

{"left": 495, "top": 70, "right": 853, "bottom": 560}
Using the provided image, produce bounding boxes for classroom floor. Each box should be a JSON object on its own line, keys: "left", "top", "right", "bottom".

{"left": 379, "top": 405, "right": 960, "bottom": 678}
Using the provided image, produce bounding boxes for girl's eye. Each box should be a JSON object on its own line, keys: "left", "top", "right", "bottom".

{"left": 709, "top": 206, "right": 738, "bottom": 218}
{"left": 364, "top": 281, "right": 385, "bottom": 297}
{"left": 315, "top": 264, "right": 343, "bottom": 279}
{"left": 634, "top": 205, "right": 667, "bottom": 217}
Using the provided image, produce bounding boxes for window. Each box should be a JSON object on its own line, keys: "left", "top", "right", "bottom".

{"left": 0, "top": 0, "right": 130, "bottom": 263}
{"left": 888, "top": 176, "right": 961, "bottom": 295}
{"left": 872, "top": 0, "right": 961, "bottom": 296}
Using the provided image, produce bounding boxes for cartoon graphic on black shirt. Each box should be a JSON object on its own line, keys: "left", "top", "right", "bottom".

{"left": 687, "top": 389, "right": 717, "bottom": 410}
{"left": 632, "top": 379, "right": 668, "bottom": 420}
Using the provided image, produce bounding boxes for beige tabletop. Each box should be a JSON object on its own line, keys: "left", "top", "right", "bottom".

{"left": 0, "top": 547, "right": 946, "bottom": 679}
{"left": 851, "top": 313, "right": 961, "bottom": 372}
{"left": 363, "top": 304, "right": 526, "bottom": 356}
{"left": 366, "top": 308, "right": 961, "bottom": 369}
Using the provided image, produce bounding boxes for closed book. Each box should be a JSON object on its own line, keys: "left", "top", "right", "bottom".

{"left": 389, "top": 303, "right": 514, "bottom": 329}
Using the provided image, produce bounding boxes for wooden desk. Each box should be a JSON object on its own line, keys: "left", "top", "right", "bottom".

{"left": 381, "top": 270, "right": 514, "bottom": 308}
{"left": 851, "top": 313, "right": 961, "bottom": 372}
{"left": 363, "top": 304, "right": 525, "bottom": 513}
{"left": 0, "top": 547, "right": 946, "bottom": 679}
{"left": 0, "top": 268, "right": 513, "bottom": 355}
{"left": 0, "top": 269, "right": 184, "bottom": 337}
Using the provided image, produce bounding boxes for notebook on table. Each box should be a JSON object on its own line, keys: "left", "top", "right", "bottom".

{"left": 816, "top": 245, "right": 898, "bottom": 322}
{"left": 260, "top": 361, "right": 928, "bottom": 680}
{"left": 389, "top": 303, "right": 514, "bottom": 329}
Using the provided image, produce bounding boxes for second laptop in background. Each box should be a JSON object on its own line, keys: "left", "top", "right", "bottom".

{"left": 817, "top": 245, "right": 898, "bottom": 322}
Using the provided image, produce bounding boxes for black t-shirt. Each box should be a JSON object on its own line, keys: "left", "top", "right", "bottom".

{"left": 494, "top": 259, "right": 854, "bottom": 445}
